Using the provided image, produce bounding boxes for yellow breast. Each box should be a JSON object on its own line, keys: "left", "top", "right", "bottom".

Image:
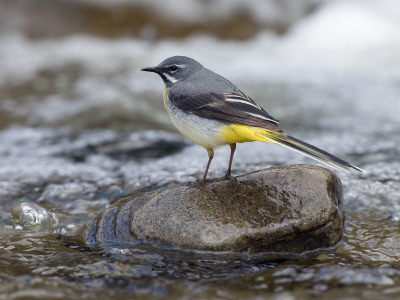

{"left": 163, "top": 88, "right": 169, "bottom": 110}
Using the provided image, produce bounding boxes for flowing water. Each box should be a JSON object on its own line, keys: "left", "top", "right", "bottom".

{"left": 1, "top": 0, "right": 400, "bottom": 299}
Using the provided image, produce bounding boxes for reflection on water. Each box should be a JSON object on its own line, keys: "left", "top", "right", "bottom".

{"left": 1, "top": 0, "right": 400, "bottom": 299}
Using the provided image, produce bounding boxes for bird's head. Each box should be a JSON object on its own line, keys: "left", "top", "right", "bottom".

{"left": 141, "top": 56, "right": 203, "bottom": 87}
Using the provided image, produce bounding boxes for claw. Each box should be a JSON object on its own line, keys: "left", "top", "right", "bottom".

{"left": 225, "top": 175, "right": 238, "bottom": 184}
{"left": 187, "top": 181, "right": 214, "bottom": 192}
{"left": 213, "top": 174, "right": 238, "bottom": 184}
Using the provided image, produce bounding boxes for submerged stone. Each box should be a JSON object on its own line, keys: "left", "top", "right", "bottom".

{"left": 77, "top": 165, "right": 344, "bottom": 257}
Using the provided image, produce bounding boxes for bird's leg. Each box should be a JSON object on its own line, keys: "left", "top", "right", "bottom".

{"left": 225, "top": 143, "right": 236, "bottom": 178}
{"left": 188, "top": 149, "right": 214, "bottom": 188}
{"left": 215, "top": 143, "right": 238, "bottom": 183}
{"left": 201, "top": 149, "right": 214, "bottom": 185}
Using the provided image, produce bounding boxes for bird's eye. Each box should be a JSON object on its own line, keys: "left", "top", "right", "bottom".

{"left": 170, "top": 65, "right": 178, "bottom": 72}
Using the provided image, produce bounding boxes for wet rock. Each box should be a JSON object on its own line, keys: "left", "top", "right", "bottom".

{"left": 78, "top": 165, "right": 344, "bottom": 256}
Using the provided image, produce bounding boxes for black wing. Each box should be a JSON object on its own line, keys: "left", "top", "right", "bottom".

{"left": 169, "top": 89, "right": 282, "bottom": 132}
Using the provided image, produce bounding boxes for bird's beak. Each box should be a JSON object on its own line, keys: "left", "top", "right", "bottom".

{"left": 141, "top": 66, "right": 158, "bottom": 73}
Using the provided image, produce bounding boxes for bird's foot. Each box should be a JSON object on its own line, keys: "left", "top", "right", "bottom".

{"left": 213, "top": 174, "right": 238, "bottom": 184}
{"left": 187, "top": 181, "right": 213, "bottom": 191}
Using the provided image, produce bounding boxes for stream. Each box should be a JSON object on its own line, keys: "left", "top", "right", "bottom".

{"left": 1, "top": 0, "right": 400, "bottom": 299}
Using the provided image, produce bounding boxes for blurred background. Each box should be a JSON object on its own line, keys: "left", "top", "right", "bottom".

{"left": 1, "top": 0, "right": 400, "bottom": 299}
{"left": 1, "top": 0, "right": 324, "bottom": 131}
{"left": 1, "top": 0, "right": 398, "bottom": 132}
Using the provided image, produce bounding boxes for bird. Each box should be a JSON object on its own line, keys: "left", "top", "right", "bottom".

{"left": 142, "top": 56, "right": 362, "bottom": 186}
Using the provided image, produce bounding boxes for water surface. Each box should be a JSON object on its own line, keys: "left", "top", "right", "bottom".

{"left": 1, "top": 0, "right": 400, "bottom": 299}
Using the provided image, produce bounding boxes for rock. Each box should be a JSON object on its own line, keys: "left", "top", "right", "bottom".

{"left": 77, "top": 165, "right": 344, "bottom": 257}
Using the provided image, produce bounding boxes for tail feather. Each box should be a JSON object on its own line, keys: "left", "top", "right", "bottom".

{"left": 262, "top": 131, "right": 363, "bottom": 172}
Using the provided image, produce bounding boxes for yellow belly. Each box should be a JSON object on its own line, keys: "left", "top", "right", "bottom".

{"left": 220, "top": 123, "right": 279, "bottom": 145}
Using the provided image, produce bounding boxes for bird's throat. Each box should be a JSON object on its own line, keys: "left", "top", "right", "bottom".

{"left": 163, "top": 88, "right": 169, "bottom": 110}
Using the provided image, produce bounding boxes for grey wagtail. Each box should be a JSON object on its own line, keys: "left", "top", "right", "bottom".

{"left": 142, "top": 56, "right": 362, "bottom": 186}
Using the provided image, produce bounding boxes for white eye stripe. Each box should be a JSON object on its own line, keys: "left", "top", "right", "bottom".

{"left": 167, "top": 64, "right": 186, "bottom": 70}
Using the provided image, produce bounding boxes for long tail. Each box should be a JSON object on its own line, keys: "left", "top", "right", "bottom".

{"left": 262, "top": 131, "right": 363, "bottom": 172}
